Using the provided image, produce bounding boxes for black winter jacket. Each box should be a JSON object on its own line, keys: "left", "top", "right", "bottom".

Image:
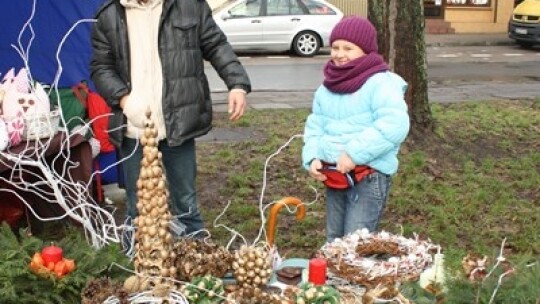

{"left": 90, "top": 0, "right": 251, "bottom": 147}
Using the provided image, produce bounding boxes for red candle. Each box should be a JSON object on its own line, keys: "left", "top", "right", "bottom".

{"left": 41, "top": 243, "right": 63, "bottom": 265}
{"left": 308, "top": 258, "right": 327, "bottom": 285}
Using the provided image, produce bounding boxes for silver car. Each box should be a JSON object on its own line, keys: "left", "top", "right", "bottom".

{"left": 213, "top": 0, "right": 344, "bottom": 56}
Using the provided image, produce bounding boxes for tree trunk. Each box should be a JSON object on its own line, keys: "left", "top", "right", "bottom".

{"left": 368, "top": 0, "right": 434, "bottom": 135}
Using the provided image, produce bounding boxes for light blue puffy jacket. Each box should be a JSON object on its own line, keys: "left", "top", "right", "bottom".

{"left": 302, "top": 71, "right": 410, "bottom": 175}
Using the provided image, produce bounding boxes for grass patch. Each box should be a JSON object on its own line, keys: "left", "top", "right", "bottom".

{"left": 196, "top": 100, "right": 539, "bottom": 269}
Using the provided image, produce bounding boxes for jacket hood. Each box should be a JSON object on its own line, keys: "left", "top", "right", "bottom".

{"left": 120, "top": 0, "right": 163, "bottom": 9}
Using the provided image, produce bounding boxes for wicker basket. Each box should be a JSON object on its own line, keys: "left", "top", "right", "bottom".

{"left": 22, "top": 110, "right": 60, "bottom": 140}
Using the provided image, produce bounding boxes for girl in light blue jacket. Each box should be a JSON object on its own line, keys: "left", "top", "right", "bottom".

{"left": 302, "top": 16, "right": 410, "bottom": 242}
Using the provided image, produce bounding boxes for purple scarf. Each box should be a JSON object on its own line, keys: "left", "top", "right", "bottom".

{"left": 323, "top": 52, "right": 389, "bottom": 94}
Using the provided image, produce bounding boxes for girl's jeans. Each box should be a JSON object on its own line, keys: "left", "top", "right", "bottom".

{"left": 120, "top": 137, "right": 204, "bottom": 235}
{"left": 325, "top": 171, "right": 391, "bottom": 243}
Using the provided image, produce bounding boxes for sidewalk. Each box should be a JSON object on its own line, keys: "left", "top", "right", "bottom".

{"left": 425, "top": 33, "right": 513, "bottom": 47}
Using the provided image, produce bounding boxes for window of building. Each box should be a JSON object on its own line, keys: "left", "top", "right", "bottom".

{"left": 445, "top": 0, "right": 491, "bottom": 7}
{"left": 424, "top": 0, "right": 444, "bottom": 18}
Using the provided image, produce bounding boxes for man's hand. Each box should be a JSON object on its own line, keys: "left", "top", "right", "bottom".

{"left": 336, "top": 153, "right": 355, "bottom": 173}
{"left": 119, "top": 95, "right": 129, "bottom": 110}
{"left": 228, "top": 89, "right": 247, "bottom": 121}
{"left": 309, "top": 159, "right": 327, "bottom": 182}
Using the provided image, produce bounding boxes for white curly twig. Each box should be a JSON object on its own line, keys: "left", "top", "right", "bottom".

{"left": 0, "top": 2, "right": 135, "bottom": 249}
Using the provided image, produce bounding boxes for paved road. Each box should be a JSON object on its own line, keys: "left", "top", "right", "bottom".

{"left": 208, "top": 60, "right": 540, "bottom": 90}
{"left": 206, "top": 44, "right": 540, "bottom": 108}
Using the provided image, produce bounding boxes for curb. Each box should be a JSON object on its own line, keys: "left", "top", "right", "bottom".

{"left": 426, "top": 40, "right": 515, "bottom": 47}
{"left": 424, "top": 34, "right": 514, "bottom": 47}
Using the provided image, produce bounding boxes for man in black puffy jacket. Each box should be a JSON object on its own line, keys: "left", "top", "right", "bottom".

{"left": 90, "top": 0, "right": 251, "bottom": 237}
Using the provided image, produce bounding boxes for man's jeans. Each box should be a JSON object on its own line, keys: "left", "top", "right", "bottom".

{"left": 120, "top": 137, "right": 204, "bottom": 234}
{"left": 326, "top": 171, "right": 391, "bottom": 243}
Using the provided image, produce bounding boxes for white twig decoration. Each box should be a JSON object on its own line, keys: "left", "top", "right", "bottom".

{"left": 0, "top": 0, "right": 130, "bottom": 249}
{"left": 485, "top": 237, "right": 507, "bottom": 280}
{"left": 208, "top": 133, "right": 319, "bottom": 252}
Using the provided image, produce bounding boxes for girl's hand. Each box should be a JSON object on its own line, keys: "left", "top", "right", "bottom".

{"left": 337, "top": 153, "right": 355, "bottom": 173}
{"left": 309, "top": 159, "right": 327, "bottom": 181}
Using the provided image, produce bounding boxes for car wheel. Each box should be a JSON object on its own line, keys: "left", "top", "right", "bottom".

{"left": 292, "top": 31, "right": 320, "bottom": 57}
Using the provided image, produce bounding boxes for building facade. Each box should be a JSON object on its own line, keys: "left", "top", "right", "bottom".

{"left": 424, "top": 0, "right": 514, "bottom": 33}
{"left": 326, "top": 0, "right": 514, "bottom": 34}
{"left": 326, "top": 0, "right": 368, "bottom": 17}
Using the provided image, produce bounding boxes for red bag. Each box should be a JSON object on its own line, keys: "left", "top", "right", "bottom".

{"left": 72, "top": 83, "right": 115, "bottom": 153}
{"left": 319, "top": 162, "right": 375, "bottom": 190}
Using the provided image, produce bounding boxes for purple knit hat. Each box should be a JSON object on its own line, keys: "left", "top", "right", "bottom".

{"left": 329, "top": 16, "right": 378, "bottom": 53}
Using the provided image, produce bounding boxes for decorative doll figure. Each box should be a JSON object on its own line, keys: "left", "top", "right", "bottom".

{"left": 0, "top": 118, "right": 9, "bottom": 151}
{"left": 0, "top": 68, "right": 17, "bottom": 116}
{"left": 0, "top": 68, "right": 39, "bottom": 146}
{"left": 3, "top": 82, "right": 50, "bottom": 118}
{"left": 1, "top": 68, "right": 29, "bottom": 93}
